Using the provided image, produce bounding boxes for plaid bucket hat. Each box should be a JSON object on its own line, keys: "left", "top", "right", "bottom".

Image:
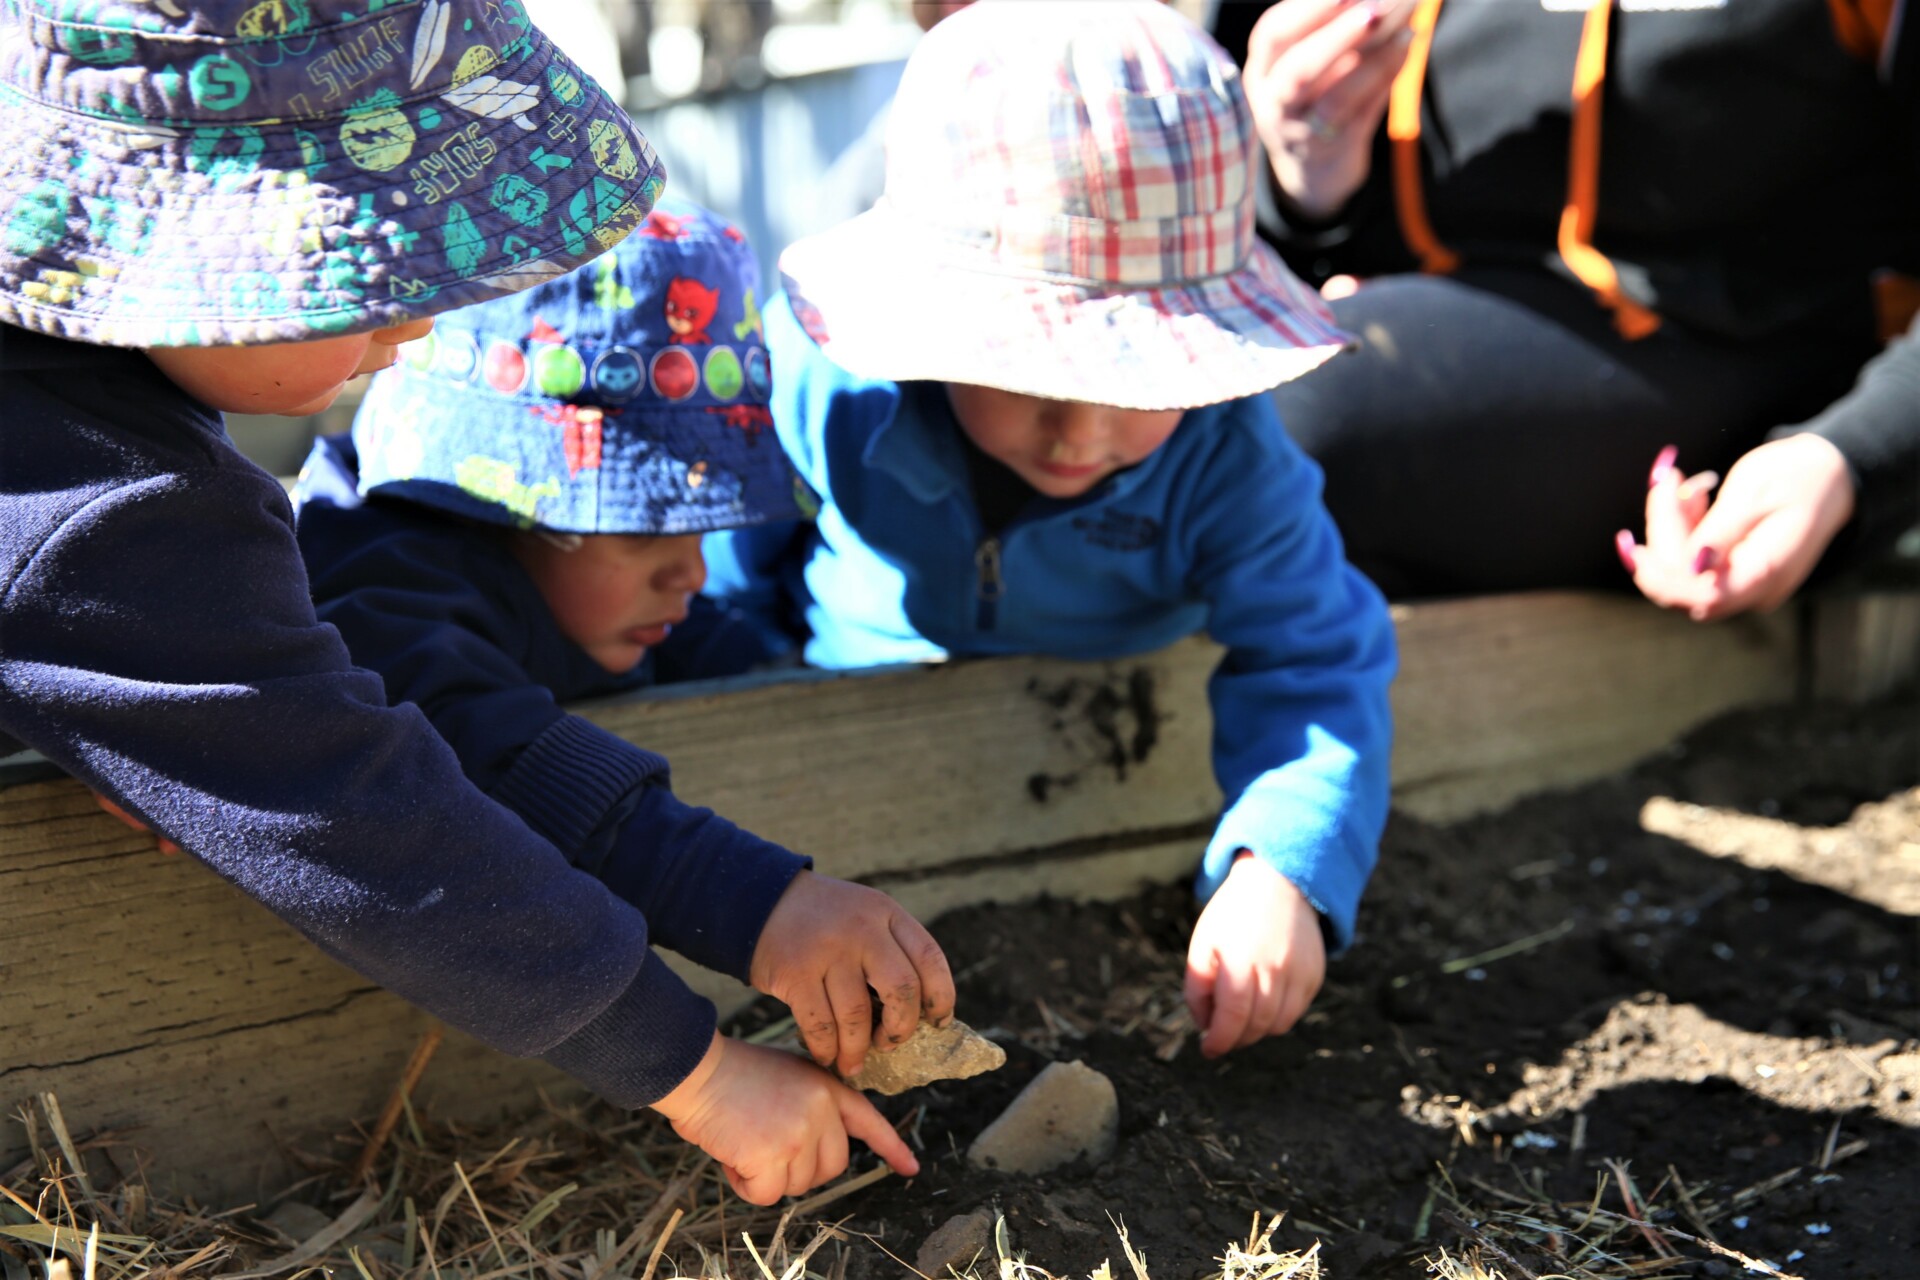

{"left": 778, "top": 0, "right": 1351, "bottom": 412}
{"left": 0, "top": 0, "right": 665, "bottom": 347}
{"left": 352, "top": 198, "right": 812, "bottom": 535}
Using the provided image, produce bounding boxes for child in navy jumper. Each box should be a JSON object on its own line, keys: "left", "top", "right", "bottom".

{"left": 0, "top": 0, "right": 924, "bottom": 1205}
{"left": 708, "top": 1, "right": 1397, "bottom": 1059}
{"left": 296, "top": 200, "right": 953, "bottom": 1093}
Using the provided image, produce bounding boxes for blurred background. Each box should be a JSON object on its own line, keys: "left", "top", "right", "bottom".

{"left": 234, "top": 0, "right": 1213, "bottom": 474}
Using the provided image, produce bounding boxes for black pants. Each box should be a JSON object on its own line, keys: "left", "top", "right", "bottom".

{"left": 1271, "top": 268, "right": 1874, "bottom": 598}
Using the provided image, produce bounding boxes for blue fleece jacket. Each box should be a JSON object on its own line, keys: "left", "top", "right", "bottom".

{"left": 707, "top": 295, "right": 1397, "bottom": 947}
{"left": 294, "top": 434, "right": 809, "bottom": 982}
{"left": 0, "top": 325, "right": 717, "bottom": 1108}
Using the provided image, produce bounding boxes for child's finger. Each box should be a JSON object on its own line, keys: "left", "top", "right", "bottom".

{"left": 782, "top": 1144, "right": 820, "bottom": 1201}
{"left": 837, "top": 1086, "right": 920, "bottom": 1176}
{"left": 790, "top": 984, "right": 840, "bottom": 1068}
{"left": 1200, "top": 966, "right": 1256, "bottom": 1059}
{"left": 1182, "top": 961, "right": 1215, "bottom": 1034}
{"left": 808, "top": 1127, "right": 850, "bottom": 1195}
{"left": 868, "top": 947, "right": 922, "bottom": 1051}
{"left": 825, "top": 968, "right": 875, "bottom": 1076}
{"left": 1233, "top": 970, "right": 1285, "bottom": 1052}
{"left": 892, "top": 913, "right": 957, "bottom": 1027}
{"left": 727, "top": 1162, "right": 784, "bottom": 1208}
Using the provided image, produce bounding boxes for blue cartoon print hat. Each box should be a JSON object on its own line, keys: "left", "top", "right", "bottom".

{"left": 352, "top": 197, "right": 813, "bottom": 535}
{"left": 0, "top": 0, "right": 665, "bottom": 348}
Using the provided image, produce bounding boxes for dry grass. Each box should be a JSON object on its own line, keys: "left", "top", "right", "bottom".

{"left": 1, "top": 1086, "right": 1326, "bottom": 1280}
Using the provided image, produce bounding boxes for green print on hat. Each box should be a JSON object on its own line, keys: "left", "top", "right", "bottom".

{"left": 0, "top": 0, "right": 667, "bottom": 347}
{"left": 5, "top": 182, "right": 68, "bottom": 258}
{"left": 532, "top": 343, "right": 585, "bottom": 396}
{"left": 188, "top": 54, "right": 252, "bottom": 110}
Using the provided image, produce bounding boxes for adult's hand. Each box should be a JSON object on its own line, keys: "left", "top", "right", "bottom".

{"left": 1617, "top": 435, "right": 1856, "bottom": 622}
{"left": 1244, "top": 0, "right": 1415, "bottom": 221}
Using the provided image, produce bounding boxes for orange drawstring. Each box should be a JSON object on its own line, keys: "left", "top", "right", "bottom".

{"left": 1388, "top": 0, "right": 1661, "bottom": 339}
{"left": 1557, "top": 0, "right": 1661, "bottom": 339}
{"left": 1386, "top": 0, "right": 1457, "bottom": 274}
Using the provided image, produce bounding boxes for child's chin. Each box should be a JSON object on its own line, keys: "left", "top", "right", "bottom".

{"left": 590, "top": 643, "right": 647, "bottom": 674}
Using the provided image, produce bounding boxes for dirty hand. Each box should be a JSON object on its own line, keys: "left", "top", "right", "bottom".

{"left": 750, "top": 871, "right": 957, "bottom": 1078}
{"left": 1617, "top": 435, "right": 1855, "bottom": 623}
{"left": 651, "top": 1034, "right": 919, "bottom": 1205}
{"left": 1184, "top": 853, "right": 1326, "bottom": 1058}
{"left": 1245, "top": 0, "right": 1416, "bottom": 220}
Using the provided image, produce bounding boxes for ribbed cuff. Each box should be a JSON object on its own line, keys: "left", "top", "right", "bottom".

{"left": 491, "top": 716, "right": 669, "bottom": 858}
{"left": 609, "top": 787, "right": 812, "bottom": 982}
{"left": 539, "top": 951, "right": 718, "bottom": 1109}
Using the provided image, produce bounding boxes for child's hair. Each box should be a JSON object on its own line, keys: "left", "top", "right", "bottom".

{"left": 774, "top": 0, "right": 1350, "bottom": 412}
{"left": 352, "top": 199, "right": 812, "bottom": 536}
{"left": 0, "top": 0, "right": 665, "bottom": 349}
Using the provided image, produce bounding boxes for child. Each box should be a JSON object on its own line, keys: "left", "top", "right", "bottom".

{"left": 0, "top": 0, "right": 918, "bottom": 1205}
{"left": 295, "top": 198, "right": 953, "bottom": 1091}
{"left": 707, "top": 0, "right": 1398, "bottom": 1060}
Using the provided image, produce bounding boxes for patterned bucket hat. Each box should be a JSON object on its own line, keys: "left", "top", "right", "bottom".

{"left": 778, "top": 0, "right": 1351, "bottom": 412}
{"left": 352, "top": 198, "right": 812, "bottom": 535}
{"left": 0, "top": 0, "right": 665, "bottom": 347}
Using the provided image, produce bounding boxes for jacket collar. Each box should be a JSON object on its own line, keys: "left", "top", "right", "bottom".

{"left": 862, "top": 378, "right": 1183, "bottom": 507}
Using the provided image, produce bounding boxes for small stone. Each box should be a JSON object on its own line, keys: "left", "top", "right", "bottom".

{"left": 914, "top": 1208, "right": 997, "bottom": 1277}
{"left": 845, "top": 1019, "right": 1006, "bottom": 1096}
{"left": 968, "top": 1060, "right": 1119, "bottom": 1175}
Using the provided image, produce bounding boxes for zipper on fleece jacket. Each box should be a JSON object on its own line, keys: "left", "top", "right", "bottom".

{"left": 973, "top": 536, "right": 1004, "bottom": 631}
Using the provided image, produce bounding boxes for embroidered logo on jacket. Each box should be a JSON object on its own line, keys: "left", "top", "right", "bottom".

{"left": 1072, "top": 510, "right": 1162, "bottom": 551}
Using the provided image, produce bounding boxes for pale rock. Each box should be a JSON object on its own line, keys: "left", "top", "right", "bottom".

{"left": 914, "top": 1207, "right": 998, "bottom": 1277}
{"left": 845, "top": 1018, "right": 1006, "bottom": 1095}
{"left": 967, "top": 1060, "right": 1118, "bottom": 1175}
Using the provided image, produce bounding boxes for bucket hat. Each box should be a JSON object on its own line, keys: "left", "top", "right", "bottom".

{"left": 0, "top": 0, "right": 665, "bottom": 347}
{"left": 777, "top": 0, "right": 1351, "bottom": 412}
{"left": 352, "top": 198, "right": 812, "bottom": 535}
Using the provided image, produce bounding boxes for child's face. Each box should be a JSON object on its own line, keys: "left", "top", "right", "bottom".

{"left": 512, "top": 531, "right": 707, "bottom": 674}
{"left": 145, "top": 318, "right": 435, "bottom": 416}
{"left": 945, "top": 383, "right": 1185, "bottom": 498}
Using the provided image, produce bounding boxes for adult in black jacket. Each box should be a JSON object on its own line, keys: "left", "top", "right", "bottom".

{"left": 1214, "top": 0, "right": 1920, "bottom": 620}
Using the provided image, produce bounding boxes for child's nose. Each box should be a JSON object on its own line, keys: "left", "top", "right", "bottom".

{"left": 371, "top": 316, "right": 436, "bottom": 346}
{"left": 656, "top": 536, "right": 707, "bottom": 595}
{"left": 1053, "top": 404, "right": 1107, "bottom": 448}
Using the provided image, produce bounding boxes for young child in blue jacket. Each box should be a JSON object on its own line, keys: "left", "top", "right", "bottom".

{"left": 0, "top": 0, "right": 921, "bottom": 1205}
{"left": 707, "top": 0, "right": 1398, "bottom": 1060}
{"left": 296, "top": 197, "right": 953, "bottom": 1098}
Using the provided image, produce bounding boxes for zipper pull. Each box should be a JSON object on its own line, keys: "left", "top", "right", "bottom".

{"left": 974, "top": 536, "right": 1003, "bottom": 631}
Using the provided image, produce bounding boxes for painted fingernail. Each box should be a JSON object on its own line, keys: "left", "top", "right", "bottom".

{"left": 1648, "top": 444, "right": 1678, "bottom": 488}
{"left": 1615, "top": 530, "right": 1637, "bottom": 572}
{"left": 1692, "top": 545, "right": 1717, "bottom": 574}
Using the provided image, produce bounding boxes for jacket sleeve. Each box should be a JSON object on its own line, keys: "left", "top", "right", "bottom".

{"left": 300, "top": 506, "right": 809, "bottom": 974}
{"left": 1182, "top": 401, "right": 1398, "bottom": 951}
{"left": 1775, "top": 312, "right": 1920, "bottom": 573}
{"left": 0, "top": 462, "right": 712, "bottom": 1109}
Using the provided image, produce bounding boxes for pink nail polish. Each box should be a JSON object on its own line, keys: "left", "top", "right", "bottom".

{"left": 1692, "top": 546, "right": 1717, "bottom": 574}
{"left": 1648, "top": 444, "right": 1678, "bottom": 489}
{"left": 1615, "top": 530, "right": 1637, "bottom": 572}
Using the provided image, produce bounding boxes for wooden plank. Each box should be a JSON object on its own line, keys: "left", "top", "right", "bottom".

{"left": 1387, "top": 593, "right": 1798, "bottom": 822}
{"left": 1811, "top": 590, "right": 1920, "bottom": 704}
{"left": 0, "top": 591, "right": 1801, "bottom": 1199}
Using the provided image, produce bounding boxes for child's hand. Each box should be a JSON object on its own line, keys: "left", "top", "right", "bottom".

{"left": 650, "top": 1033, "right": 919, "bottom": 1205}
{"left": 750, "top": 871, "right": 956, "bottom": 1077}
{"left": 1184, "top": 853, "right": 1326, "bottom": 1058}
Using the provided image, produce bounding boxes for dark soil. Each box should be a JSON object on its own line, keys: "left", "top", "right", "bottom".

{"left": 827, "top": 694, "right": 1920, "bottom": 1279}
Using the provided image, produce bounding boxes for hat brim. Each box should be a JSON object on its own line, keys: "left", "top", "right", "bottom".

{"left": 778, "top": 203, "right": 1353, "bottom": 412}
{"left": 0, "top": 17, "right": 662, "bottom": 347}
{"left": 352, "top": 360, "right": 809, "bottom": 536}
